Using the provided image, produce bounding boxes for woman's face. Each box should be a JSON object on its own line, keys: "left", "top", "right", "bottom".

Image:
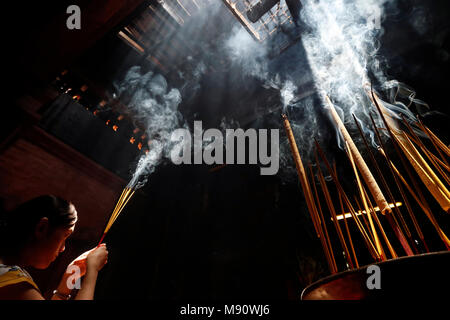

{"left": 32, "top": 205, "right": 77, "bottom": 269}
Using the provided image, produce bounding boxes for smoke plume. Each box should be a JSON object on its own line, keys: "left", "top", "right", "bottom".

{"left": 114, "top": 66, "right": 185, "bottom": 189}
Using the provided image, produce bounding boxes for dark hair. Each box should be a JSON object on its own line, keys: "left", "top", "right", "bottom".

{"left": 0, "top": 195, "right": 77, "bottom": 258}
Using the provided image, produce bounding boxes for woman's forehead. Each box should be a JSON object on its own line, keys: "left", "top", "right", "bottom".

{"left": 69, "top": 204, "right": 78, "bottom": 219}
{"left": 64, "top": 204, "right": 78, "bottom": 231}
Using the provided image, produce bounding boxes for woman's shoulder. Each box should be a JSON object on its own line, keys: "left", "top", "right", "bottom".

{"left": 0, "top": 264, "right": 40, "bottom": 291}
{"left": 0, "top": 281, "right": 41, "bottom": 300}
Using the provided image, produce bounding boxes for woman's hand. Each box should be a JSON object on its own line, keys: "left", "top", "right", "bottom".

{"left": 55, "top": 244, "right": 108, "bottom": 299}
{"left": 66, "top": 244, "right": 108, "bottom": 278}
{"left": 86, "top": 244, "right": 108, "bottom": 272}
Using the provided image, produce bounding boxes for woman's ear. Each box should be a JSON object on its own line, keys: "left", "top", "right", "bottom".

{"left": 35, "top": 217, "right": 50, "bottom": 240}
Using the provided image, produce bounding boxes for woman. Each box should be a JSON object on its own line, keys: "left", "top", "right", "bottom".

{"left": 0, "top": 195, "right": 108, "bottom": 300}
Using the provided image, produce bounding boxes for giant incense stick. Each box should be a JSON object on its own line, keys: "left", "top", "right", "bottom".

{"left": 326, "top": 95, "right": 413, "bottom": 255}
{"left": 352, "top": 114, "right": 403, "bottom": 258}
{"left": 368, "top": 113, "right": 415, "bottom": 255}
{"left": 365, "top": 118, "right": 425, "bottom": 253}
{"left": 346, "top": 141, "right": 386, "bottom": 260}
{"left": 326, "top": 96, "right": 391, "bottom": 214}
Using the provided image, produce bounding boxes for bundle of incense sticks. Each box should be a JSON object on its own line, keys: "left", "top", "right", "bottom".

{"left": 283, "top": 89, "right": 450, "bottom": 274}
{"left": 282, "top": 114, "right": 339, "bottom": 273}
{"left": 368, "top": 90, "right": 450, "bottom": 214}
{"left": 97, "top": 186, "right": 136, "bottom": 246}
{"left": 366, "top": 89, "right": 450, "bottom": 250}
{"left": 325, "top": 96, "right": 414, "bottom": 256}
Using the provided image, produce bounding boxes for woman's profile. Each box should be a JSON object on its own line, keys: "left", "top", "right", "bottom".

{"left": 0, "top": 195, "right": 108, "bottom": 300}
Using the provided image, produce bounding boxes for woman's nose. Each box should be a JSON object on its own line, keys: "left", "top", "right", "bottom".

{"left": 59, "top": 244, "right": 66, "bottom": 253}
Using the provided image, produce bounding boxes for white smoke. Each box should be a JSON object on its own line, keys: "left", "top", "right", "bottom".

{"left": 297, "top": 0, "right": 437, "bottom": 149}
{"left": 224, "top": 25, "right": 270, "bottom": 79}
{"left": 280, "top": 80, "right": 297, "bottom": 110}
{"left": 114, "top": 66, "right": 185, "bottom": 189}
{"left": 299, "top": 0, "right": 388, "bottom": 140}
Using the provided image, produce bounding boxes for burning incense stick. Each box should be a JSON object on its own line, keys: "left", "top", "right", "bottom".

{"left": 325, "top": 96, "right": 391, "bottom": 214}
{"left": 282, "top": 114, "right": 340, "bottom": 272}
{"left": 352, "top": 113, "right": 403, "bottom": 258}
{"left": 282, "top": 114, "right": 321, "bottom": 234}
{"left": 97, "top": 186, "right": 136, "bottom": 246}
{"left": 326, "top": 94, "right": 415, "bottom": 255}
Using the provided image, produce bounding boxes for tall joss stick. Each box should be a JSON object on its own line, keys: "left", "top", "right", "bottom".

{"left": 346, "top": 141, "right": 386, "bottom": 260}
{"left": 352, "top": 114, "right": 399, "bottom": 258}
{"left": 368, "top": 124, "right": 426, "bottom": 253}
{"left": 325, "top": 95, "right": 414, "bottom": 255}
{"left": 368, "top": 113, "right": 418, "bottom": 254}
{"left": 282, "top": 114, "right": 320, "bottom": 234}
{"left": 282, "top": 114, "right": 337, "bottom": 273}
{"left": 352, "top": 113, "right": 409, "bottom": 211}
{"left": 325, "top": 96, "right": 389, "bottom": 213}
